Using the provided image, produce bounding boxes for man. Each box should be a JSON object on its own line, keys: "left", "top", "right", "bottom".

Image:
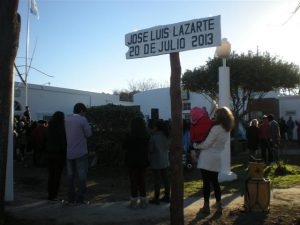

{"left": 286, "top": 116, "right": 295, "bottom": 143}
{"left": 23, "top": 106, "right": 31, "bottom": 122}
{"left": 258, "top": 115, "right": 271, "bottom": 164}
{"left": 65, "top": 103, "right": 92, "bottom": 203}
{"left": 268, "top": 114, "right": 281, "bottom": 164}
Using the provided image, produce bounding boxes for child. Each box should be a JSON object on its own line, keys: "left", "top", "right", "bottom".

{"left": 189, "top": 107, "right": 214, "bottom": 162}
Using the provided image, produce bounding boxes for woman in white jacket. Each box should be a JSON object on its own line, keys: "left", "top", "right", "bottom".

{"left": 193, "top": 107, "right": 235, "bottom": 214}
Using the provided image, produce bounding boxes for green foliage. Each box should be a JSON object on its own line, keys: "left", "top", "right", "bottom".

{"left": 183, "top": 162, "right": 300, "bottom": 198}
{"left": 182, "top": 51, "right": 300, "bottom": 119}
{"left": 86, "top": 104, "right": 143, "bottom": 167}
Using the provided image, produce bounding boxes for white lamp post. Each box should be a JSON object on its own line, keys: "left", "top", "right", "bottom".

{"left": 215, "top": 38, "right": 237, "bottom": 182}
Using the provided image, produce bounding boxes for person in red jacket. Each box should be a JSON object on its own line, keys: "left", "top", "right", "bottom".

{"left": 258, "top": 115, "right": 271, "bottom": 164}
{"left": 189, "top": 107, "right": 213, "bottom": 163}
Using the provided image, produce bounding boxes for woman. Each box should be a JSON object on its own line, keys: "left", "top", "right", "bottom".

{"left": 246, "top": 119, "right": 260, "bottom": 157}
{"left": 45, "top": 111, "right": 67, "bottom": 201}
{"left": 123, "top": 117, "right": 150, "bottom": 209}
{"left": 148, "top": 119, "right": 170, "bottom": 205}
{"left": 193, "top": 107, "right": 235, "bottom": 214}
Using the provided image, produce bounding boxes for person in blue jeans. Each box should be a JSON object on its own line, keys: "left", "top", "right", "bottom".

{"left": 65, "top": 103, "right": 92, "bottom": 204}
{"left": 148, "top": 119, "right": 170, "bottom": 205}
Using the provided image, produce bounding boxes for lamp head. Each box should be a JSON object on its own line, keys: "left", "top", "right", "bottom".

{"left": 215, "top": 38, "right": 231, "bottom": 59}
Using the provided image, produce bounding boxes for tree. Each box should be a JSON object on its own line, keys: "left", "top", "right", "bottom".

{"left": 182, "top": 51, "right": 300, "bottom": 148}
{"left": 113, "top": 78, "right": 169, "bottom": 102}
{"left": 127, "top": 78, "right": 169, "bottom": 92}
{"left": 0, "top": 0, "right": 21, "bottom": 224}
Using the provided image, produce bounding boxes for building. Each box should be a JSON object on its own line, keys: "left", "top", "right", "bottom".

{"left": 14, "top": 82, "right": 133, "bottom": 121}
{"left": 133, "top": 87, "right": 216, "bottom": 120}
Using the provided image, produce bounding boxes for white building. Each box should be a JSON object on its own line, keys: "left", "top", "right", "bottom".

{"left": 13, "top": 82, "right": 300, "bottom": 136}
{"left": 134, "top": 88, "right": 300, "bottom": 139}
{"left": 14, "top": 82, "right": 133, "bottom": 121}
{"left": 133, "top": 87, "right": 216, "bottom": 120}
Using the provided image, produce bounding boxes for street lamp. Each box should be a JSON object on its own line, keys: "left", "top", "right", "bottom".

{"left": 215, "top": 38, "right": 237, "bottom": 182}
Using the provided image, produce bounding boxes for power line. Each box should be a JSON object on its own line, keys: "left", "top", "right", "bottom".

{"left": 282, "top": 1, "right": 300, "bottom": 25}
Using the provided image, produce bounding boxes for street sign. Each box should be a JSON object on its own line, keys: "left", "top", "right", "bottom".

{"left": 125, "top": 15, "right": 221, "bottom": 59}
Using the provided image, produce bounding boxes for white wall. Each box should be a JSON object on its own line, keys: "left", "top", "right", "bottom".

{"left": 134, "top": 88, "right": 213, "bottom": 120}
{"left": 134, "top": 88, "right": 171, "bottom": 120}
{"left": 279, "top": 95, "right": 300, "bottom": 139}
{"left": 14, "top": 82, "right": 131, "bottom": 120}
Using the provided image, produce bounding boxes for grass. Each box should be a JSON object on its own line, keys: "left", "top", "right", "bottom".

{"left": 183, "top": 160, "right": 300, "bottom": 198}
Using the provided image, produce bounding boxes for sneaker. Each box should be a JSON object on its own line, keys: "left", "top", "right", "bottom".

{"left": 199, "top": 202, "right": 210, "bottom": 214}
{"left": 129, "top": 198, "right": 139, "bottom": 209}
{"left": 215, "top": 202, "right": 223, "bottom": 214}
{"left": 61, "top": 200, "right": 76, "bottom": 206}
{"left": 139, "top": 197, "right": 148, "bottom": 209}
{"left": 149, "top": 198, "right": 160, "bottom": 205}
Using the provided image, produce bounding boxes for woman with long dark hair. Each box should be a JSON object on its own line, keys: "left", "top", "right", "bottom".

{"left": 123, "top": 117, "right": 150, "bottom": 209}
{"left": 45, "top": 111, "right": 67, "bottom": 201}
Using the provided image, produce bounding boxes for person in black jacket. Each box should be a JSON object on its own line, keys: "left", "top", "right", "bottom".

{"left": 246, "top": 119, "right": 260, "bottom": 157}
{"left": 45, "top": 111, "right": 67, "bottom": 201}
{"left": 123, "top": 117, "right": 150, "bottom": 209}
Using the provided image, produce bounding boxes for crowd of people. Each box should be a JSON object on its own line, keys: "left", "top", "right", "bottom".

{"left": 14, "top": 103, "right": 92, "bottom": 204}
{"left": 123, "top": 106, "right": 235, "bottom": 215}
{"left": 13, "top": 104, "right": 236, "bottom": 215}
{"left": 246, "top": 115, "right": 300, "bottom": 164}
{"left": 14, "top": 103, "right": 300, "bottom": 215}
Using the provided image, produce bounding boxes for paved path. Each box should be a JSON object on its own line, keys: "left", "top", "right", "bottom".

{"left": 6, "top": 192, "right": 243, "bottom": 225}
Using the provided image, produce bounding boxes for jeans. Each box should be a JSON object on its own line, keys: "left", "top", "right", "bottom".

{"left": 67, "top": 154, "right": 89, "bottom": 202}
{"left": 152, "top": 168, "right": 170, "bottom": 200}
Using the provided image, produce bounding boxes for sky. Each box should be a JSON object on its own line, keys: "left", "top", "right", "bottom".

{"left": 16, "top": 0, "right": 300, "bottom": 94}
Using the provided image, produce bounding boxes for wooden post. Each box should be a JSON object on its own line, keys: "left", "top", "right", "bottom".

{"left": 169, "top": 52, "right": 184, "bottom": 225}
{"left": 0, "top": 0, "right": 20, "bottom": 224}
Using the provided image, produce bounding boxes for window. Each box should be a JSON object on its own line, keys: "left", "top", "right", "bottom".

{"left": 183, "top": 102, "right": 191, "bottom": 110}
{"left": 181, "top": 90, "right": 190, "bottom": 100}
{"left": 183, "top": 113, "right": 191, "bottom": 121}
{"left": 151, "top": 108, "right": 159, "bottom": 119}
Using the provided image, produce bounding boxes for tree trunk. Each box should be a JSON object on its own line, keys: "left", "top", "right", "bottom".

{"left": 0, "top": 1, "right": 20, "bottom": 224}
{"left": 169, "top": 52, "right": 184, "bottom": 225}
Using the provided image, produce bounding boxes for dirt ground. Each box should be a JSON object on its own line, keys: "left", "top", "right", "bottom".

{"left": 5, "top": 150, "right": 300, "bottom": 225}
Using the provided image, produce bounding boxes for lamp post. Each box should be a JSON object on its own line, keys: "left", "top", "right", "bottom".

{"left": 215, "top": 38, "right": 237, "bottom": 182}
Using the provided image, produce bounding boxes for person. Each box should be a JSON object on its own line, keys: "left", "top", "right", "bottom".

{"left": 189, "top": 107, "right": 213, "bottom": 163}
{"left": 246, "top": 119, "right": 260, "bottom": 157}
{"left": 32, "top": 120, "right": 48, "bottom": 167}
{"left": 193, "top": 107, "right": 235, "bottom": 214}
{"left": 23, "top": 106, "right": 31, "bottom": 123}
{"left": 65, "top": 103, "right": 92, "bottom": 204}
{"left": 259, "top": 115, "right": 271, "bottom": 164}
{"left": 296, "top": 119, "right": 300, "bottom": 145}
{"left": 148, "top": 119, "right": 170, "bottom": 205}
{"left": 45, "top": 111, "right": 67, "bottom": 202}
{"left": 123, "top": 117, "right": 150, "bottom": 209}
{"left": 286, "top": 116, "right": 295, "bottom": 143}
{"left": 268, "top": 114, "right": 281, "bottom": 163}
{"left": 278, "top": 117, "right": 287, "bottom": 142}
{"left": 182, "top": 119, "right": 191, "bottom": 167}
